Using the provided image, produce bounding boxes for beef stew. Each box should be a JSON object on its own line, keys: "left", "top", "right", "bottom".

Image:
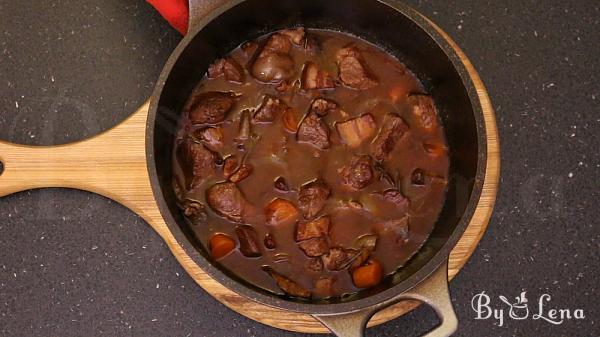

{"left": 172, "top": 28, "right": 449, "bottom": 299}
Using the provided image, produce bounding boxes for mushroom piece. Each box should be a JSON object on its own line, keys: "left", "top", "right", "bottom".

{"left": 265, "top": 267, "right": 311, "bottom": 298}
{"left": 235, "top": 110, "right": 252, "bottom": 142}
{"left": 251, "top": 33, "right": 297, "bottom": 83}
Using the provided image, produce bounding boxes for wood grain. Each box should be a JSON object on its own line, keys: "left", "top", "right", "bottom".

{"left": 0, "top": 20, "right": 499, "bottom": 335}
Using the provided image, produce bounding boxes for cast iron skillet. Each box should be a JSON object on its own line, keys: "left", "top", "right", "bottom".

{"left": 147, "top": 0, "right": 487, "bottom": 336}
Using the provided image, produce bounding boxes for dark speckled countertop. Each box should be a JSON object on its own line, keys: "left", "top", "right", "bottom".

{"left": 0, "top": 1, "right": 598, "bottom": 336}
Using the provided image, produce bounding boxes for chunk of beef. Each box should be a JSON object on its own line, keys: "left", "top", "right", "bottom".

{"left": 336, "top": 46, "right": 378, "bottom": 90}
{"left": 181, "top": 199, "right": 208, "bottom": 223}
{"left": 266, "top": 268, "right": 311, "bottom": 298}
{"left": 407, "top": 94, "right": 438, "bottom": 133}
{"left": 207, "top": 57, "right": 245, "bottom": 83}
{"left": 229, "top": 163, "right": 253, "bottom": 183}
{"left": 301, "top": 62, "right": 335, "bottom": 90}
{"left": 264, "top": 32, "right": 293, "bottom": 53}
{"left": 298, "top": 180, "right": 331, "bottom": 219}
{"left": 309, "top": 98, "right": 338, "bottom": 116}
{"left": 296, "top": 217, "right": 330, "bottom": 241}
{"left": 193, "top": 126, "right": 223, "bottom": 152}
{"left": 306, "top": 258, "right": 323, "bottom": 273}
{"left": 321, "top": 248, "right": 350, "bottom": 271}
{"left": 206, "top": 182, "right": 249, "bottom": 222}
{"left": 341, "top": 155, "right": 374, "bottom": 190}
{"left": 235, "top": 225, "right": 262, "bottom": 257}
{"left": 251, "top": 34, "right": 295, "bottom": 83}
{"left": 265, "top": 198, "right": 299, "bottom": 226}
{"left": 297, "top": 112, "right": 330, "bottom": 149}
{"left": 298, "top": 237, "right": 329, "bottom": 257}
{"left": 177, "top": 138, "right": 216, "bottom": 189}
{"left": 254, "top": 96, "right": 289, "bottom": 123}
{"left": 335, "top": 113, "right": 377, "bottom": 148}
{"left": 186, "top": 91, "right": 239, "bottom": 124}
{"left": 371, "top": 113, "right": 409, "bottom": 162}
{"left": 314, "top": 277, "right": 334, "bottom": 298}
{"left": 279, "top": 27, "right": 306, "bottom": 45}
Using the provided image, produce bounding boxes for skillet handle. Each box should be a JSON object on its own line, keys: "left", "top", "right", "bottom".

{"left": 187, "top": 0, "right": 230, "bottom": 33}
{"left": 313, "top": 261, "right": 457, "bottom": 337}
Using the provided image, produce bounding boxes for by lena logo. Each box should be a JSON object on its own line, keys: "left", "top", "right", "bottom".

{"left": 471, "top": 291, "right": 585, "bottom": 327}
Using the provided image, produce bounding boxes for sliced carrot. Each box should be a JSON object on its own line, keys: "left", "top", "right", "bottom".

{"left": 265, "top": 198, "right": 299, "bottom": 225}
{"left": 352, "top": 259, "right": 383, "bottom": 288}
{"left": 209, "top": 233, "right": 236, "bottom": 259}
{"left": 388, "top": 85, "right": 407, "bottom": 103}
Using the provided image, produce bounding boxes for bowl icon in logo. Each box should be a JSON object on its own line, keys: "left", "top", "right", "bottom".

{"left": 499, "top": 291, "right": 529, "bottom": 320}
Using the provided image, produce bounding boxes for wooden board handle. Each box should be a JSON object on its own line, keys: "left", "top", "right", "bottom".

{"left": 0, "top": 101, "right": 156, "bottom": 220}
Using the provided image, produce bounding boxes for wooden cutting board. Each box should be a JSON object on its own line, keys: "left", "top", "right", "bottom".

{"left": 0, "top": 17, "right": 499, "bottom": 334}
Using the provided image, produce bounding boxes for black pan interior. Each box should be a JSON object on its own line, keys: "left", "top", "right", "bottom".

{"left": 151, "top": 0, "right": 481, "bottom": 306}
